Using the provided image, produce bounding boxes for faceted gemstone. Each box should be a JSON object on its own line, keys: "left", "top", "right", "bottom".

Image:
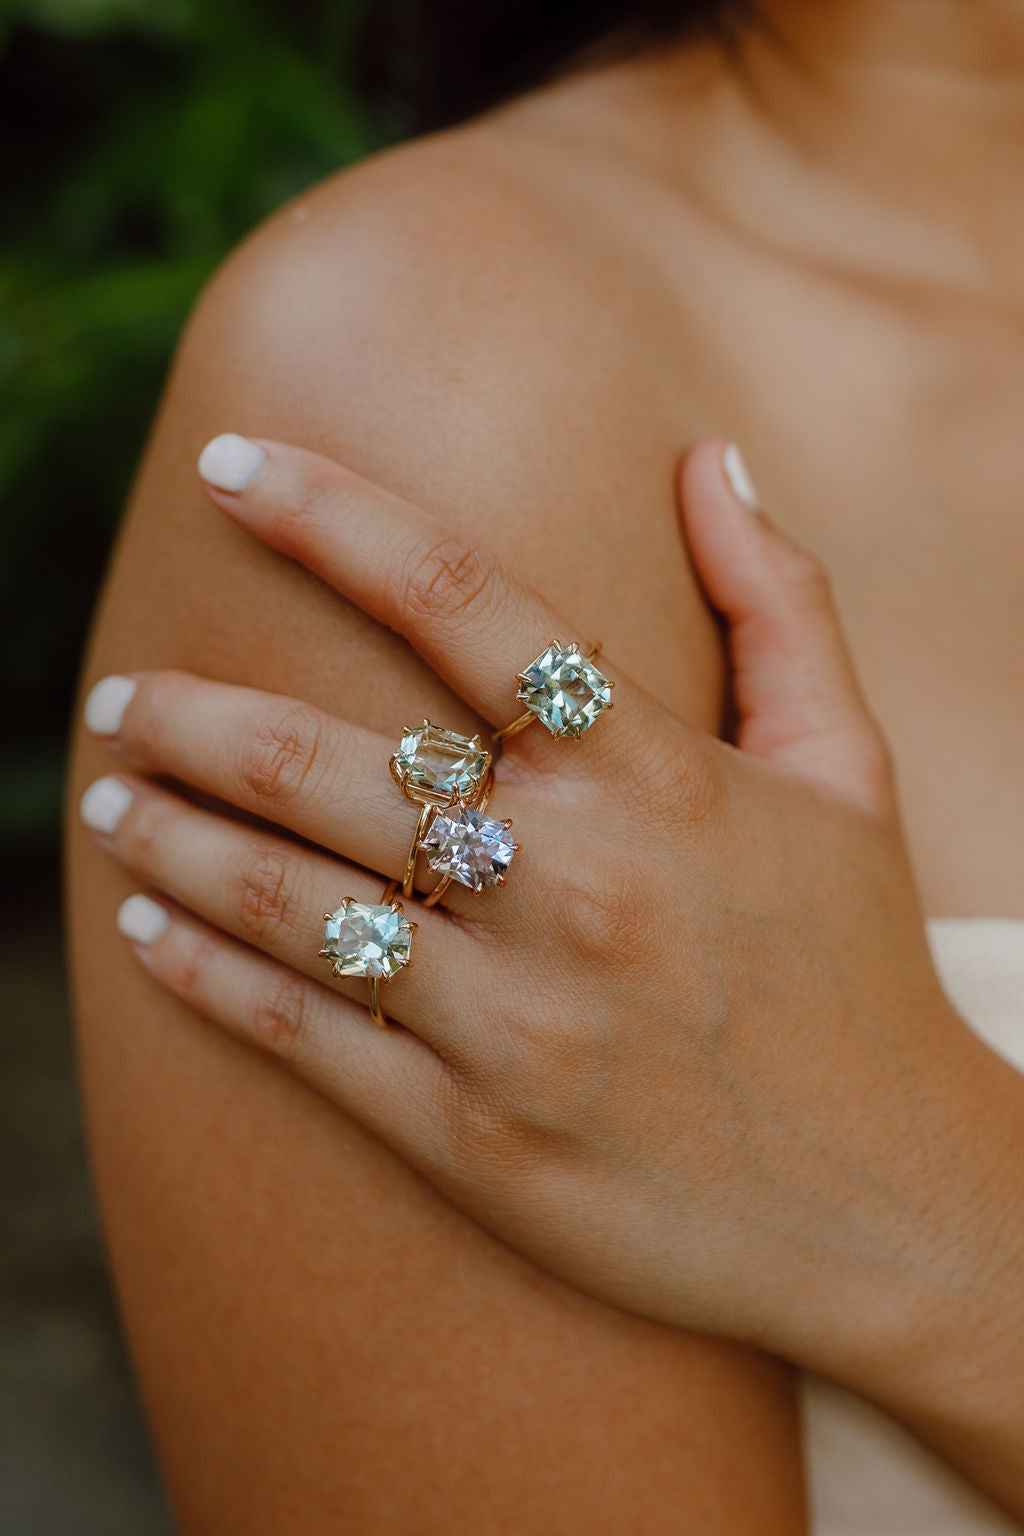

{"left": 421, "top": 803, "right": 517, "bottom": 892}
{"left": 391, "top": 722, "right": 490, "bottom": 802}
{"left": 322, "top": 901, "right": 413, "bottom": 980}
{"left": 516, "top": 643, "right": 613, "bottom": 738}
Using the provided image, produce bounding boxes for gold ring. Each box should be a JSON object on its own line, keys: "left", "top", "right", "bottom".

{"left": 494, "top": 640, "right": 614, "bottom": 742}
{"left": 418, "top": 772, "right": 519, "bottom": 908}
{"left": 389, "top": 721, "right": 492, "bottom": 897}
{"left": 320, "top": 878, "right": 417, "bottom": 1028}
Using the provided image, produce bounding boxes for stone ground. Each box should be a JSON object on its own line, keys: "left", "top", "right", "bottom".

{"left": 1, "top": 870, "right": 174, "bottom": 1535}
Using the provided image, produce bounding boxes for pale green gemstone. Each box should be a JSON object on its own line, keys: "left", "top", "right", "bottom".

{"left": 323, "top": 901, "right": 412, "bottom": 980}
{"left": 392, "top": 723, "right": 489, "bottom": 800}
{"left": 517, "top": 643, "right": 612, "bottom": 738}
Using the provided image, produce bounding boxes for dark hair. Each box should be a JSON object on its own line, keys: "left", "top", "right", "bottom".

{"left": 357, "top": 1, "right": 744, "bottom": 136}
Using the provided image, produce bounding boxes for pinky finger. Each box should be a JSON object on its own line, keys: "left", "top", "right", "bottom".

{"left": 116, "top": 893, "right": 455, "bottom": 1166}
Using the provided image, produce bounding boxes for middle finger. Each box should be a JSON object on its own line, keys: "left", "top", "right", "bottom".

{"left": 86, "top": 669, "right": 526, "bottom": 912}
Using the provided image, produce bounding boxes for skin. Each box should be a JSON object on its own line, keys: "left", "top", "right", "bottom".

{"left": 66, "top": 1, "right": 1024, "bottom": 1528}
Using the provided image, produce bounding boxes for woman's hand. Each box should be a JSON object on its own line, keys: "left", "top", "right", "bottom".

{"left": 79, "top": 435, "right": 1024, "bottom": 1503}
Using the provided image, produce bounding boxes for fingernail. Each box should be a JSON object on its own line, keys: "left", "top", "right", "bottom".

{"left": 80, "top": 776, "right": 132, "bottom": 835}
{"left": 117, "top": 894, "right": 169, "bottom": 946}
{"left": 723, "top": 443, "right": 761, "bottom": 512}
{"left": 198, "top": 433, "right": 266, "bottom": 492}
{"left": 84, "top": 674, "right": 136, "bottom": 735}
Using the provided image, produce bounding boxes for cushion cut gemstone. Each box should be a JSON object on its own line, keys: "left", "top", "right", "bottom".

{"left": 516, "top": 643, "right": 613, "bottom": 738}
{"left": 421, "top": 803, "right": 517, "bottom": 892}
{"left": 391, "top": 723, "right": 490, "bottom": 802}
{"left": 322, "top": 901, "right": 413, "bottom": 980}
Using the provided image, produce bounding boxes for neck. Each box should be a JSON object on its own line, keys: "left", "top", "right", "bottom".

{"left": 627, "top": 1, "right": 1024, "bottom": 291}
{"left": 750, "top": 1, "right": 1024, "bottom": 283}
{"left": 754, "top": 0, "right": 1024, "bottom": 77}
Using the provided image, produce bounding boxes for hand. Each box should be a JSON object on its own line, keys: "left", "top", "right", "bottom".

{"left": 79, "top": 435, "right": 1022, "bottom": 1448}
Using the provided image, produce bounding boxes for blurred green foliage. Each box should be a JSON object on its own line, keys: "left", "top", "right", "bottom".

{"left": 0, "top": 0, "right": 380, "bottom": 861}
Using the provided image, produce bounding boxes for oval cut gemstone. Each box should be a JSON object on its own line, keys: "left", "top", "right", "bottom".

{"left": 322, "top": 901, "right": 413, "bottom": 980}
{"left": 391, "top": 723, "right": 490, "bottom": 802}
{"left": 421, "top": 803, "right": 517, "bottom": 892}
{"left": 516, "top": 643, "right": 613, "bottom": 738}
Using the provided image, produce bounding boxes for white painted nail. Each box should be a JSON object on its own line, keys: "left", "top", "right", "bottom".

{"left": 723, "top": 443, "right": 761, "bottom": 511}
{"left": 117, "top": 894, "right": 169, "bottom": 946}
{"left": 198, "top": 433, "right": 266, "bottom": 492}
{"left": 80, "top": 776, "right": 133, "bottom": 836}
{"left": 84, "top": 675, "right": 137, "bottom": 735}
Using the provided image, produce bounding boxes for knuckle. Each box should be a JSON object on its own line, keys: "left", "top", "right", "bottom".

{"left": 620, "top": 724, "right": 717, "bottom": 831}
{"left": 238, "top": 704, "right": 323, "bottom": 806}
{"left": 122, "top": 671, "right": 197, "bottom": 767}
{"left": 856, "top": 725, "right": 897, "bottom": 814}
{"left": 172, "top": 930, "right": 218, "bottom": 1005}
{"left": 781, "top": 544, "right": 833, "bottom": 613}
{"left": 121, "top": 795, "right": 172, "bottom": 877}
{"left": 675, "top": 746, "right": 719, "bottom": 830}
{"left": 440, "top": 965, "right": 613, "bottom": 1149}
{"left": 123, "top": 674, "right": 173, "bottom": 761}
{"left": 492, "top": 1005, "right": 612, "bottom": 1142}
{"left": 438, "top": 1069, "right": 510, "bottom": 1159}
{"left": 440, "top": 1059, "right": 551, "bottom": 1179}
{"left": 398, "top": 532, "right": 497, "bottom": 630}
{"left": 251, "top": 972, "right": 309, "bottom": 1060}
{"left": 234, "top": 844, "right": 294, "bottom": 945}
{"left": 277, "top": 463, "right": 341, "bottom": 545}
{"left": 553, "top": 864, "right": 661, "bottom": 972}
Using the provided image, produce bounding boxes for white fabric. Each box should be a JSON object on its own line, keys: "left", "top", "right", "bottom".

{"left": 804, "top": 918, "right": 1024, "bottom": 1534}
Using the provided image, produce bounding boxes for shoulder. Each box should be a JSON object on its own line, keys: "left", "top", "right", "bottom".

{"left": 179, "top": 123, "right": 661, "bottom": 498}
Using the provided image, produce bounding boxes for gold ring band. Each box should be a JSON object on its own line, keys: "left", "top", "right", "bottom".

{"left": 400, "top": 802, "right": 438, "bottom": 898}
{"left": 490, "top": 709, "right": 534, "bottom": 744}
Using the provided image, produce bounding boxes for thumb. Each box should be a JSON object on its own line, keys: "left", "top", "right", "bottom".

{"left": 679, "top": 440, "right": 893, "bottom": 815}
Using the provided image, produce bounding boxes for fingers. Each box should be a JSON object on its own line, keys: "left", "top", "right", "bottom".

{"left": 196, "top": 433, "right": 624, "bottom": 743}
{"left": 679, "top": 441, "right": 894, "bottom": 816}
{"left": 80, "top": 773, "right": 483, "bottom": 1049}
{"left": 83, "top": 668, "right": 512, "bottom": 910}
{"left": 115, "top": 896, "right": 458, "bottom": 1166}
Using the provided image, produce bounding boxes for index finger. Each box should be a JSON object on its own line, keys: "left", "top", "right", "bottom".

{"left": 197, "top": 434, "right": 618, "bottom": 743}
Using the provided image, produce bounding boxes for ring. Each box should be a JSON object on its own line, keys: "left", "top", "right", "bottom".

{"left": 418, "top": 774, "right": 520, "bottom": 908}
{"left": 320, "top": 879, "right": 417, "bottom": 1028}
{"left": 390, "top": 721, "right": 493, "bottom": 897}
{"left": 494, "top": 640, "right": 614, "bottom": 742}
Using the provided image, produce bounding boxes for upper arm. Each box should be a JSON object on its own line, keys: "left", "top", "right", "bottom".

{"left": 67, "top": 141, "right": 799, "bottom": 1534}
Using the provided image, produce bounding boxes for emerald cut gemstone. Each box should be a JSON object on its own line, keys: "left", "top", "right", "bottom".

{"left": 516, "top": 643, "right": 613, "bottom": 738}
{"left": 322, "top": 901, "right": 413, "bottom": 980}
{"left": 391, "top": 723, "right": 490, "bottom": 804}
{"left": 421, "top": 803, "right": 517, "bottom": 892}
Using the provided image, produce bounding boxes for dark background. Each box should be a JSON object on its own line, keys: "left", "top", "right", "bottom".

{"left": 1, "top": 3, "right": 379, "bottom": 1528}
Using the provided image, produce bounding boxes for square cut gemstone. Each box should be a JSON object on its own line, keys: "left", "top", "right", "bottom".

{"left": 391, "top": 723, "right": 490, "bottom": 802}
{"left": 517, "top": 643, "right": 613, "bottom": 738}
{"left": 421, "top": 804, "right": 517, "bottom": 892}
{"left": 323, "top": 901, "right": 413, "bottom": 980}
